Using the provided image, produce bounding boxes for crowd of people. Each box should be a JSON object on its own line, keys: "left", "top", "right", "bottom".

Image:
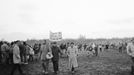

{"left": 0, "top": 41, "right": 34, "bottom": 65}
{"left": 0, "top": 40, "right": 79, "bottom": 75}
{"left": 0, "top": 39, "right": 130, "bottom": 75}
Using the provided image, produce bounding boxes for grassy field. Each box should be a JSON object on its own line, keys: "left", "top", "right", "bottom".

{"left": 0, "top": 49, "right": 133, "bottom": 75}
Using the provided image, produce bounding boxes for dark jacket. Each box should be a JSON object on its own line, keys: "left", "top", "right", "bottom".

{"left": 19, "top": 44, "right": 26, "bottom": 55}
{"left": 51, "top": 46, "right": 61, "bottom": 61}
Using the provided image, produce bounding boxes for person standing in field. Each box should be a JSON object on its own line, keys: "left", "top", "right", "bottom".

{"left": 10, "top": 41, "right": 24, "bottom": 75}
{"left": 127, "top": 38, "right": 134, "bottom": 75}
{"left": 51, "top": 42, "right": 62, "bottom": 74}
{"left": 39, "top": 40, "right": 50, "bottom": 74}
{"left": 91, "top": 43, "right": 96, "bottom": 56}
{"left": 0, "top": 41, "right": 3, "bottom": 63}
{"left": 33, "top": 43, "right": 40, "bottom": 61}
{"left": 67, "top": 42, "right": 78, "bottom": 73}
{"left": 18, "top": 41, "right": 27, "bottom": 64}
{"left": 1, "top": 41, "right": 10, "bottom": 64}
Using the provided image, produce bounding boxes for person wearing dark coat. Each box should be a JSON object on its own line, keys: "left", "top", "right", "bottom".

{"left": 18, "top": 42, "right": 27, "bottom": 64}
{"left": 0, "top": 41, "right": 3, "bottom": 63}
{"left": 51, "top": 42, "right": 62, "bottom": 74}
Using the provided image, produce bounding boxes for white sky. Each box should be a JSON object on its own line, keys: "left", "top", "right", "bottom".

{"left": 0, "top": 0, "right": 134, "bottom": 41}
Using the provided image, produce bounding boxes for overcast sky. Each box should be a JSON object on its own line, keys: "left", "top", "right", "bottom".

{"left": 0, "top": 0, "right": 134, "bottom": 41}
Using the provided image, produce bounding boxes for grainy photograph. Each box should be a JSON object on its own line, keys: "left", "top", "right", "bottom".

{"left": 0, "top": 0, "right": 134, "bottom": 75}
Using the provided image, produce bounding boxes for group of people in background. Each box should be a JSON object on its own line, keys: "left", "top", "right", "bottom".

{"left": 0, "top": 39, "right": 130, "bottom": 75}
{"left": 0, "top": 41, "right": 34, "bottom": 65}
{"left": 0, "top": 40, "right": 79, "bottom": 75}
{"left": 0, "top": 40, "right": 35, "bottom": 75}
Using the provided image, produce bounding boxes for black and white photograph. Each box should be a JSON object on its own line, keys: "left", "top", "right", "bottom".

{"left": 0, "top": 0, "right": 134, "bottom": 75}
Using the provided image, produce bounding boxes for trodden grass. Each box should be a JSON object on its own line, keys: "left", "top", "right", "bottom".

{"left": 0, "top": 49, "right": 133, "bottom": 75}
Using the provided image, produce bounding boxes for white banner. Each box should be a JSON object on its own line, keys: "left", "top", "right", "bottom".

{"left": 49, "top": 31, "right": 62, "bottom": 41}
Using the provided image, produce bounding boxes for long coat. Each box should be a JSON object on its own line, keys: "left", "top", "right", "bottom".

{"left": 13, "top": 44, "right": 21, "bottom": 64}
{"left": 67, "top": 46, "right": 78, "bottom": 69}
{"left": 40, "top": 44, "right": 49, "bottom": 61}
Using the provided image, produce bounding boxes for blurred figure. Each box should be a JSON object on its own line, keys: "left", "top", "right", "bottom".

{"left": 51, "top": 42, "right": 62, "bottom": 74}
{"left": 33, "top": 43, "right": 40, "bottom": 55}
{"left": 1, "top": 41, "right": 9, "bottom": 64}
{"left": 78, "top": 44, "right": 82, "bottom": 52}
{"left": 29, "top": 46, "right": 34, "bottom": 62}
{"left": 84, "top": 44, "right": 87, "bottom": 51}
{"left": 9, "top": 42, "right": 14, "bottom": 64}
{"left": 60, "top": 43, "right": 67, "bottom": 57}
{"left": 33, "top": 43, "right": 41, "bottom": 61}
{"left": 24, "top": 42, "right": 31, "bottom": 63}
{"left": 127, "top": 38, "right": 134, "bottom": 75}
{"left": 98, "top": 44, "right": 102, "bottom": 52}
{"left": 119, "top": 43, "right": 123, "bottom": 53}
{"left": 18, "top": 41, "right": 27, "bottom": 64}
{"left": 86, "top": 45, "right": 94, "bottom": 57}
{"left": 7, "top": 43, "right": 13, "bottom": 64}
{"left": 10, "top": 41, "right": 24, "bottom": 75}
{"left": 66, "top": 42, "right": 70, "bottom": 49}
{"left": 39, "top": 40, "right": 50, "bottom": 74}
{"left": 0, "top": 41, "right": 3, "bottom": 63}
{"left": 91, "top": 43, "right": 96, "bottom": 56}
{"left": 94, "top": 45, "right": 98, "bottom": 56}
{"left": 67, "top": 42, "right": 78, "bottom": 73}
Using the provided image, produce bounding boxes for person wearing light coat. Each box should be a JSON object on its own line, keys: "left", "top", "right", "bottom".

{"left": 127, "top": 38, "right": 134, "bottom": 74}
{"left": 67, "top": 42, "right": 78, "bottom": 73}
{"left": 10, "top": 41, "right": 24, "bottom": 75}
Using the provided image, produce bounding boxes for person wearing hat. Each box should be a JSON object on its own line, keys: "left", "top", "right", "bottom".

{"left": 67, "top": 42, "right": 78, "bottom": 73}
{"left": 39, "top": 40, "right": 51, "bottom": 74}
{"left": 127, "top": 38, "right": 134, "bottom": 74}
{"left": 51, "top": 42, "right": 62, "bottom": 74}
